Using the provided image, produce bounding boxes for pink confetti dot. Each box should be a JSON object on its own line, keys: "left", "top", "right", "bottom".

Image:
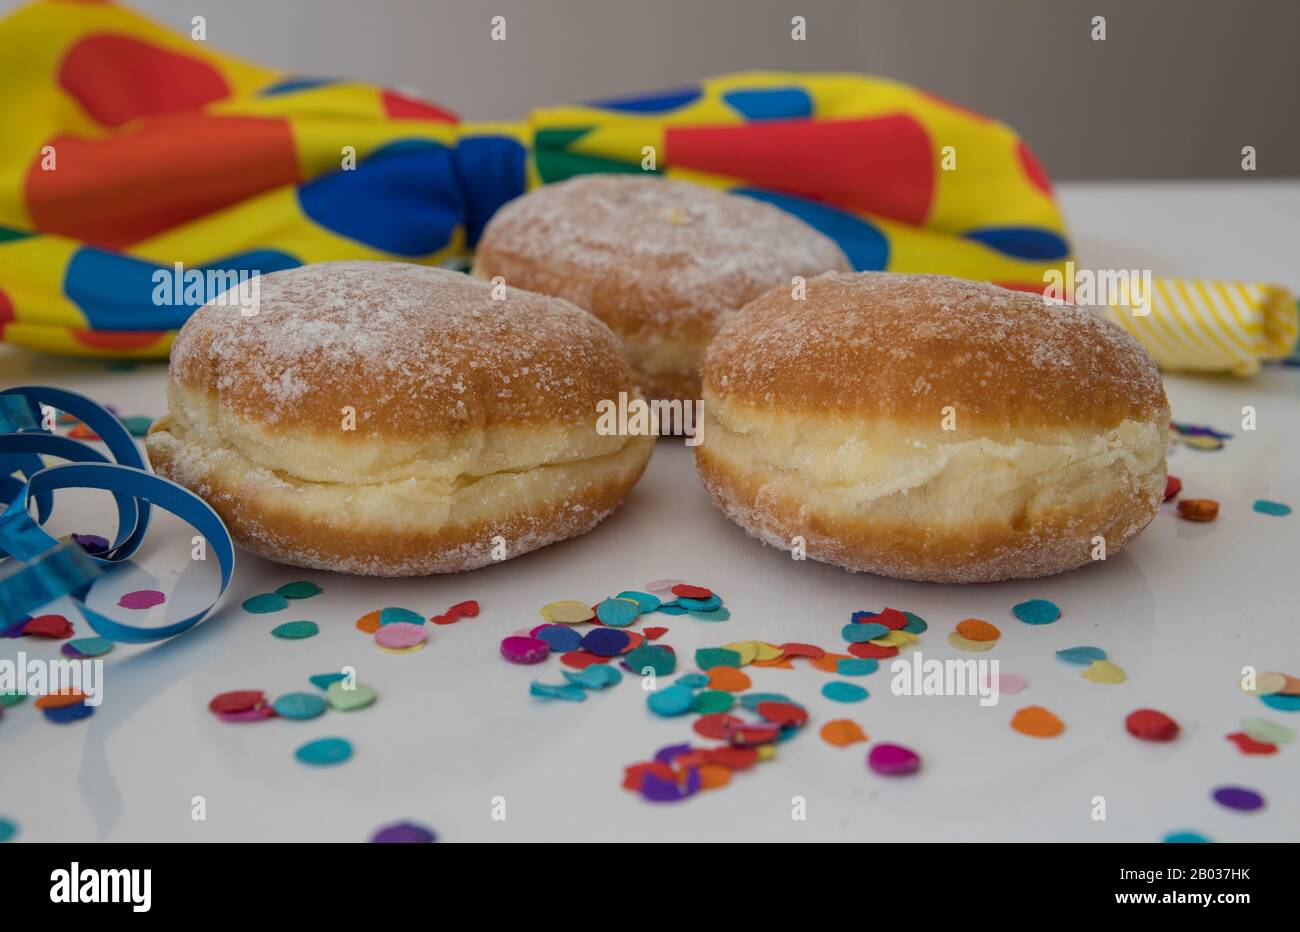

{"left": 118, "top": 589, "right": 165, "bottom": 610}
{"left": 500, "top": 636, "right": 549, "bottom": 664}
{"left": 867, "top": 743, "right": 921, "bottom": 776}
{"left": 986, "top": 672, "right": 1028, "bottom": 694}
{"left": 374, "top": 622, "right": 427, "bottom": 650}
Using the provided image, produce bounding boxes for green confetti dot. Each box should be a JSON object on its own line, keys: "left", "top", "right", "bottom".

{"left": 271, "top": 620, "right": 319, "bottom": 640}
{"left": 66, "top": 637, "right": 113, "bottom": 658}
{"left": 276, "top": 580, "right": 323, "bottom": 599}
{"left": 326, "top": 681, "right": 376, "bottom": 712}
{"left": 693, "top": 690, "right": 736, "bottom": 714}
{"left": 695, "top": 647, "right": 741, "bottom": 670}
{"left": 119, "top": 416, "right": 154, "bottom": 437}
{"left": 242, "top": 593, "right": 287, "bottom": 614}
{"left": 625, "top": 644, "right": 675, "bottom": 677}
{"left": 902, "top": 611, "right": 928, "bottom": 634}
{"left": 0, "top": 692, "right": 26, "bottom": 709}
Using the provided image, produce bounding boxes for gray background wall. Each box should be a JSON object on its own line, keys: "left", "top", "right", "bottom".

{"left": 4, "top": 0, "right": 1296, "bottom": 178}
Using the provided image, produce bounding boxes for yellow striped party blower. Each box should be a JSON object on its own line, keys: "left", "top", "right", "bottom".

{"left": 0, "top": 0, "right": 1293, "bottom": 376}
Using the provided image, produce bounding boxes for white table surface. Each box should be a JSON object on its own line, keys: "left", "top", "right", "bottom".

{"left": 1, "top": 181, "right": 1297, "bottom": 842}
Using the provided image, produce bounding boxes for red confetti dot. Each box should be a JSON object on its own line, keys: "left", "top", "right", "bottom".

{"left": 560, "top": 651, "right": 610, "bottom": 670}
{"left": 446, "top": 600, "right": 479, "bottom": 618}
{"left": 756, "top": 701, "right": 808, "bottom": 727}
{"left": 670, "top": 584, "right": 713, "bottom": 600}
{"left": 1125, "top": 708, "right": 1179, "bottom": 742}
{"left": 430, "top": 614, "right": 457, "bottom": 625}
{"left": 1164, "top": 475, "right": 1182, "bottom": 501}
{"left": 622, "top": 761, "right": 675, "bottom": 791}
{"left": 1226, "top": 732, "right": 1277, "bottom": 755}
{"left": 779, "top": 642, "right": 824, "bottom": 659}
{"left": 724, "top": 722, "right": 781, "bottom": 747}
{"left": 703, "top": 746, "right": 759, "bottom": 770}
{"left": 22, "top": 615, "right": 73, "bottom": 639}
{"left": 643, "top": 626, "right": 668, "bottom": 640}
{"left": 207, "top": 690, "right": 266, "bottom": 715}
{"left": 874, "top": 608, "right": 909, "bottom": 630}
{"left": 693, "top": 713, "right": 743, "bottom": 740}
{"left": 848, "top": 642, "right": 898, "bottom": 659}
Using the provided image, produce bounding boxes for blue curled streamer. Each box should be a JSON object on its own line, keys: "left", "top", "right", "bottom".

{"left": 0, "top": 386, "right": 236, "bottom": 642}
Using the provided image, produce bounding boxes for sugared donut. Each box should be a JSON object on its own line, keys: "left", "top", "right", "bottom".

{"left": 696, "top": 272, "right": 1170, "bottom": 583}
{"left": 472, "top": 175, "right": 851, "bottom": 402}
{"left": 147, "top": 261, "right": 653, "bottom": 576}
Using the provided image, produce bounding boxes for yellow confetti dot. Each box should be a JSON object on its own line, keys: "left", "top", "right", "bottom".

{"left": 540, "top": 600, "right": 595, "bottom": 624}
{"left": 722, "top": 641, "right": 760, "bottom": 666}
{"left": 752, "top": 642, "right": 785, "bottom": 662}
{"left": 756, "top": 744, "right": 778, "bottom": 761}
{"left": 947, "top": 631, "right": 995, "bottom": 653}
{"left": 1082, "top": 659, "right": 1127, "bottom": 684}
{"left": 1241, "top": 671, "right": 1288, "bottom": 695}
{"left": 870, "top": 630, "right": 916, "bottom": 648}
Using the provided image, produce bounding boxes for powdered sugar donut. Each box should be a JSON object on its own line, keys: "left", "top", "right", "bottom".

{"left": 696, "top": 272, "right": 1170, "bottom": 583}
{"left": 472, "top": 175, "right": 851, "bottom": 402}
{"left": 147, "top": 261, "right": 653, "bottom": 575}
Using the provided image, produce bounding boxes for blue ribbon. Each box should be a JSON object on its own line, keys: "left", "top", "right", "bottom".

{"left": 0, "top": 386, "right": 235, "bottom": 641}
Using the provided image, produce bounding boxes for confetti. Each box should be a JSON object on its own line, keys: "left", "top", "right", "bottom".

{"left": 843, "top": 622, "right": 888, "bottom": 642}
{"left": 695, "top": 647, "right": 741, "bottom": 670}
{"left": 34, "top": 690, "right": 87, "bottom": 709}
{"left": 689, "top": 607, "right": 731, "bottom": 622}
{"left": 671, "top": 584, "right": 712, "bottom": 600}
{"left": 1125, "top": 709, "right": 1179, "bottom": 741}
{"left": 500, "top": 636, "right": 550, "bottom": 664}
{"left": 595, "top": 598, "right": 640, "bottom": 627}
{"left": 755, "top": 701, "right": 808, "bottom": 727}
{"left": 242, "top": 593, "right": 287, "bottom": 614}
{"left": 1163, "top": 830, "right": 1211, "bottom": 844}
{"left": 625, "top": 644, "right": 675, "bottom": 676}
{"left": 370, "top": 821, "right": 437, "bottom": 843}
{"left": 560, "top": 651, "right": 608, "bottom": 670}
{"left": 1011, "top": 705, "right": 1064, "bottom": 737}
{"left": 643, "top": 626, "right": 668, "bottom": 640}
{"left": 22, "top": 615, "right": 73, "bottom": 639}
{"left": 0, "top": 819, "right": 16, "bottom": 842}
{"left": 820, "top": 719, "right": 868, "bottom": 746}
{"left": 868, "top": 743, "right": 920, "bottom": 775}
{"left": 562, "top": 665, "right": 622, "bottom": 690}
{"left": 1226, "top": 732, "right": 1277, "bottom": 755}
{"left": 326, "top": 681, "right": 376, "bottom": 712}
{"left": 955, "top": 619, "right": 1000, "bottom": 641}
{"left": 540, "top": 600, "right": 595, "bottom": 624}
{"left": 208, "top": 690, "right": 267, "bottom": 715}
{"left": 309, "top": 673, "right": 346, "bottom": 690}
{"left": 694, "top": 713, "right": 743, "bottom": 739}
{"left": 1253, "top": 499, "right": 1291, "bottom": 516}
{"left": 647, "top": 684, "right": 697, "bottom": 717}
{"left": 640, "top": 765, "right": 702, "bottom": 803}
{"left": 295, "top": 737, "right": 353, "bottom": 766}
{"left": 44, "top": 703, "right": 93, "bottom": 724}
{"left": 677, "top": 673, "right": 709, "bottom": 689}
{"left": 1211, "top": 786, "right": 1264, "bottom": 812}
{"left": 533, "top": 624, "right": 582, "bottom": 653}
{"left": 375, "top": 622, "right": 427, "bottom": 650}
{"left": 836, "top": 658, "right": 878, "bottom": 676}
{"left": 1081, "top": 659, "right": 1127, "bottom": 684}
{"left": 61, "top": 637, "right": 113, "bottom": 659}
{"left": 822, "top": 681, "right": 868, "bottom": 703}
{"left": 72, "top": 533, "right": 111, "bottom": 555}
{"left": 1056, "top": 646, "right": 1107, "bottom": 665}
{"left": 1177, "top": 498, "right": 1219, "bottom": 522}
{"left": 0, "top": 693, "right": 25, "bottom": 708}
{"left": 947, "top": 632, "right": 995, "bottom": 653}
{"left": 693, "top": 690, "right": 736, "bottom": 714}
{"left": 901, "top": 612, "right": 928, "bottom": 634}
{"left": 1163, "top": 475, "right": 1182, "bottom": 501}
{"left": 848, "top": 642, "right": 897, "bottom": 660}
{"left": 120, "top": 415, "right": 154, "bottom": 437}
{"left": 275, "top": 580, "right": 322, "bottom": 599}
{"left": 271, "top": 620, "right": 318, "bottom": 640}
{"left": 530, "top": 682, "right": 587, "bottom": 702}
{"left": 1259, "top": 694, "right": 1300, "bottom": 712}
{"left": 616, "top": 591, "right": 661, "bottom": 613}
{"left": 706, "top": 667, "right": 751, "bottom": 693}
{"left": 987, "top": 672, "right": 1028, "bottom": 694}
{"left": 272, "top": 692, "right": 327, "bottom": 720}
{"left": 446, "top": 600, "right": 480, "bottom": 618}
{"left": 1240, "top": 717, "right": 1294, "bottom": 745}
{"left": 1012, "top": 599, "right": 1060, "bottom": 625}
{"left": 644, "top": 578, "right": 683, "bottom": 594}
{"left": 581, "top": 628, "right": 631, "bottom": 657}
{"left": 1240, "top": 671, "right": 1288, "bottom": 695}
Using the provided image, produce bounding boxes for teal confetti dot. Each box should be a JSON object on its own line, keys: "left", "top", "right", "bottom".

{"left": 271, "top": 620, "right": 319, "bottom": 640}
{"left": 242, "top": 593, "right": 288, "bottom": 614}
{"left": 843, "top": 622, "right": 888, "bottom": 642}
{"left": 276, "top": 580, "right": 323, "bottom": 599}
{"left": 1163, "top": 830, "right": 1212, "bottom": 843}
{"left": 295, "top": 736, "right": 353, "bottom": 766}
{"left": 647, "top": 684, "right": 697, "bottom": 716}
{"left": 626, "top": 644, "right": 675, "bottom": 676}
{"left": 0, "top": 818, "right": 17, "bottom": 842}
{"left": 901, "top": 611, "right": 928, "bottom": 634}
{"left": 616, "top": 590, "right": 662, "bottom": 613}
{"left": 837, "top": 658, "right": 879, "bottom": 676}
{"left": 693, "top": 690, "right": 736, "bottom": 714}
{"left": 66, "top": 637, "right": 113, "bottom": 658}
{"left": 678, "top": 594, "right": 721, "bottom": 612}
{"left": 309, "top": 672, "right": 347, "bottom": 690}
{"left": 530, "top": 682, "right": 587, "bottom": 702}
{"left": 0, "top": 693, "right": 25, "bottom": 709}
{"left": 1013, "top": 599, "right": 1060, "bottom": 625}
{"left": 120, "top": 415, "right": 154, "bottom": 437}
{"left": 1056, "top": 646, "right": 1107, "bottom": 665}
{"left": 688, "top": 607, "right": 731, "bottom": 622}
{"left": 1261, "top": 693, "right": 1300, "bottom": 712}
{"left": 676, "top": 673, "right": 708, "bottom": 689}
{"left": 822, "top": 681, "right": 869, "bottom": 703}
{"left": 595, "top": 597, "right": 640, "bottom": 628}
{"left": 272, "top": 692, "right": 327, "bottom": 720}
{"left": 379, "top": 607, "right": 424, "bottom": 626}
{"left": 740, "top": 692, "right": 791, "bottom": 711}
{"left": 695, "top": 647, "right": 741, "bottom": 669}
{"left": 657, "top": 602, "right": 688, "bottom": 615}
{"left": 1253, "top": 499, "right": 1292, "bottom": 516}
{"left": 563, "top": 666, "right": 622, "bottom": 690}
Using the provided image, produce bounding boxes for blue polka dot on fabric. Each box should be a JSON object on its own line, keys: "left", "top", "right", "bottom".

{"left": 963, "top": 226, "right": 1070, "bottom": 261}
{"left": 734, "top": 187, "right": 889, "bottom": 271}
{"left": 1056, "top": 646, "right": 1107, "bottom": 665}
{"left": 296, "top": 737, "right": 353, "bottom": 766}
{"left": 1013, "top": 599, "right": 1061, "bottom": 625}
{"left": 822, "top": 681, "right": 869, "bottom": 703}
{"left": 722, "top": 87, "right": 813, "bottom": 120}
{"left": 842, "top": 623, "right": 889, "bottom": 643}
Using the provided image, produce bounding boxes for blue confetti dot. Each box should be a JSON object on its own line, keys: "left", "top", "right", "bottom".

{"left": 648, "top": 684, "right": 697, "bottom": 716}
{"left": 902, "top": 612, "right": 929, "bottom": 634}
{"left": 581, "top": 628, "right": 631, "bottom": 657}
{"left": 295, "top": 737, "right": 353, "bottom": 766}
{"left": 616, "top": 590, "right": 662, "bottom": 613}
{"left": 1261, "top": 693, "right": 1300, "bottom": 712}
{"left": 595, "top": 598, "right": 640, "bottom": 628}
{"left": 534, "top": 625, "right": 582, "bottom": 652}
{"left": 309, "top": 672, "right": 347, "bottom": 690}
{"left": 530, "top": 682, "right": 587, "bottom": 702}
{"left": 272, "top": 692, "right": 328, "bottom": 720}
{"left": 379, "top": 607, "right": 425, "bottom": 626}
{"left": 242, "top": 593, "right": 288, "bottom": 614}
{"left": 822, "top": 681, "right": 869, "bottom": 703}
{"left": 656, "top": 603, "right": 688, "bottom": 616}
{"left": 43, "top": 703, "right": 94, "bottom": 724}
{"left": 842, "top": 622, "right": 889, "bottom": 643}
{"left": 1253, "top": 499, "right": 1292, "bottom": 516}
{"left": 0, "top": 818, "right": 16, "bottom": 842}
{"left": 677, "top": 594, "right": 721, "bottom": 612}
{"left": 837, "top": 658, "right": 879, "bottom": 676}
{"left": 1163, "top": 830, "right": 1211, "bottom": 843}
{"left": 563, "top": 665, "right": 623, "bottom": 690}
{"left": 1013, "top": 599, "right": 1061, "bottom": 625}
{"left": 1056, "top": 646, "right": 1107, "bottom": 665}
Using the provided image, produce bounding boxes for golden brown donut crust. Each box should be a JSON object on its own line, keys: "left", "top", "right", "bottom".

{"left": 472, "top": 175, "right": 851, "bottom": 401}
{"left": 697, "top": 272, "right": 1170, "bottom": 583}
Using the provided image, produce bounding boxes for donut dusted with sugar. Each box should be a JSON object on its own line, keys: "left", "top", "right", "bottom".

{"left": 472, "top": 174, "right": 851, "bottom": 403}
{"left": 696, "top": 272, "right": 1170, "bottom": 583}
{"left": 147, "top": 261, "right": 653, "bottom": 576}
